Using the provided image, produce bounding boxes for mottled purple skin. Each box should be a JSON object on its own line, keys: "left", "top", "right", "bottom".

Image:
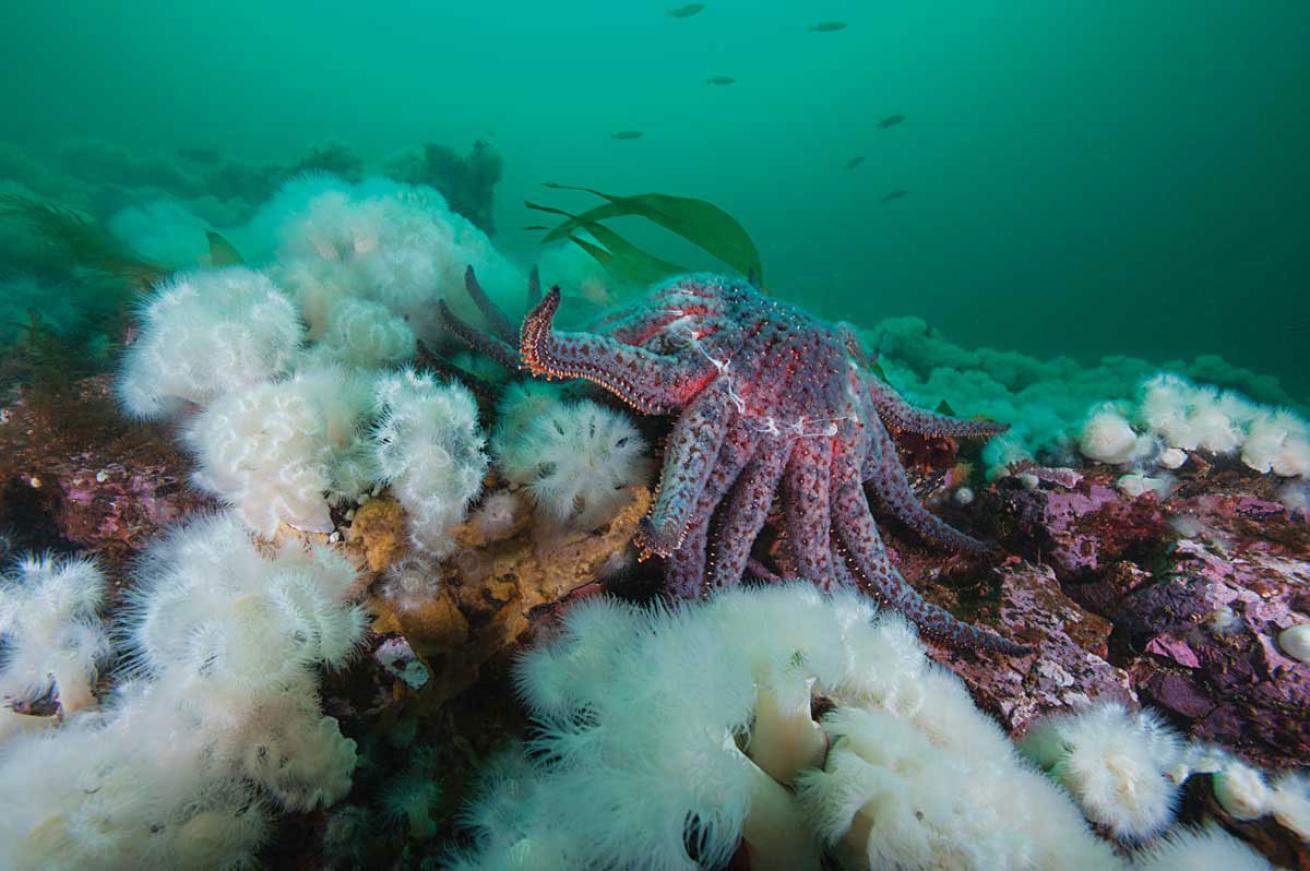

{"left": 518, "top": 274, "right": 1026, "bottom": 654}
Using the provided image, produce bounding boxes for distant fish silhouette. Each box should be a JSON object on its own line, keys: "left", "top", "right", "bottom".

{"left": 667, "top": 3, "right": 705, "bottom": 18}
{"left": 844, "top": 156, "right": 865, "bottom": 170}
{"left": 877, "top": 114, "right": 906, "bottom": 129}
{"left": 522, "top": 225, "right": 550, "bottom": 231}
{"left": 705, "top": 75, "right": 736, "bottom": 86}
{"left": 611, "top": 130, "right": 644, "bottom": 140}
{"left": 807, "top": 21, "right": 847, "bottom": 32}
{"left": 879, "top": 189, "right": 908, "bottom": 204}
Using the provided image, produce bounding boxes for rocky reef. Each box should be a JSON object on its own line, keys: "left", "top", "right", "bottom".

{"left": 3, "top": 358, "right": 1307, "bottom": 867}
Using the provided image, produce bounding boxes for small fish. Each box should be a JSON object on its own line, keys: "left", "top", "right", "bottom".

{"left": 844, "top": 156, "right": 865, "bottom": 170}
{"left": 667, "top": 3, "right": 705, "bottom": 18}
{"left": 522, "top": 225, "right": 550, "bottom": 231}
{"left": 877, "top": 113, "right": 906, "bottom": 129}
{"left": 807, "top": 21, "right": 847, "bottom": 32}
{"left": 705, "top": 75, "right": 736, "bottom": 86}
{"left": 879, "top": 189, "right": 909, "bottom": 204}
{"left": 611, "top": 130, "right": 644, "bottom": 140}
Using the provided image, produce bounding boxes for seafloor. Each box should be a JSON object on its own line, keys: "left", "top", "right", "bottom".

{"left": 2, "top": 367, "right": 1307, "bottom": 867}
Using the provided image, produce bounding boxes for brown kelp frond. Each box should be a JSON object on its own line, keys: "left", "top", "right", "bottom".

{"left": 0, "top": 194, "right": 167, "bottom": 291}
{"left": 525, "top": 200, "right": 689, "bottom": 287}
{"left": 537, "top": 182, "right": 763, "bottom": 283}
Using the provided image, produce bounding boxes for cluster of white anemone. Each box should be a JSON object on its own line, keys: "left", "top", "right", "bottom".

{"left": 0, "top": 553, "right": 109, "bottom": 716}
{"left": 1077, "top": 374, "right": 1310, "bottom": 503}
{"left": 117, "top": 267, "right": 305, "bottom": 418}
{"left": 267, "top": 175, "right": 522, "bottom": 350}
{"left": 115, "top": 174, "right": 653, "bottom": 558}
{"left": 0, "top": 514, "right": 368, "bottom": 869}
{"left": 115, "top": 176, "right": 513, "bottom": 554}
{"left": 861, "top": 317, "right": 1307, "bottom": 493}
{"left": 448, "top": 584, "right": 1295, "bottom": 871}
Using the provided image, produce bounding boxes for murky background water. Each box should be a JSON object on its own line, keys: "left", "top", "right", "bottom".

{"left": 3, "top": 1, "right": 1308, "bottom": 397}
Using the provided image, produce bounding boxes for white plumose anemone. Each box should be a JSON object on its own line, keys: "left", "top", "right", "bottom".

{"left": 0, "top": 510, "right": 366, "bottom": 868}
{"left": 118, "top": 267, "right": 304, "bottom": 418}
{"left": 372, "top": 368, "right": 488, "bottom": 557}
{"left": 465, "top": 585, "right": 1126, "bottom": 870}
{"left": 1019, "top": 702, "right": 1183, "bottom": 842}
{"left": 492, "top": 385, "right": 651, "bottom": 531}
{"left": 184, "top": 364, "right": 375, "bottom": 536}
{"left": 0, "top": 554, "right": 109, "bottom": 713}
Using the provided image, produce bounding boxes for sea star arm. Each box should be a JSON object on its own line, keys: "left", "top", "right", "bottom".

{"left": 868, "top": 378, "right": 1009, "bottom": 439}
{"left": 439, "top": 265, "right": 547, "bottom": 370}
{"left": 782, "top": 436, "right": 836, "bottom": 588}
{"left": 830, "top": 443, "right": 1031, "bottom": 655}
{"left": 836, "top": 323, "right": 1007, "bottom": 440}
{"left": 437, "top": 300, "right": 521, "bottom": 371}
{"left": 635, "top": 379, "right": 735, "bottom": 557}
{"left": 829, "top": 529, "right": 860, "bottom": 589}
{"left": 708, "top": 440, "right": 793, "bottom": 589}
{"left": 746, "top": 557, "right": 782, "bottom": 583}
{"left": 590, "top": 301, "right": 645, "bottom": 332}
{"left": 586, "top": 275, "right": 723, "bottom": 334}
{"left": 666, "top": 424, "right": 758, "bottom": 597}
{"left": 865, "top": 420, "right": 994, "bottom": 555}
{"left": 521, "top": 287, "right": 715, "bottom": 415}
{"left": 526, "top": 264, "right": 542, "bottom": 307}
{"left": 599, "top": 285, "right": 729, "bottom": 347}
{"left": 462, "top": 265, "right": 518, "bottom": 343}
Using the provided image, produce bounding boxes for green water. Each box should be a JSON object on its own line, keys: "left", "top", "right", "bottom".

{"left": 3, "top": 1, "right": 1308, "bottom": 397}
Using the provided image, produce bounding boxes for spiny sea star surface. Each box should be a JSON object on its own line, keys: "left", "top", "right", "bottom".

{"left": 447, "top": 270, "right": 1028, "bottom": 654}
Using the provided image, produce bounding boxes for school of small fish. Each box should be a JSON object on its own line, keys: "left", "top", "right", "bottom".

{"left": 613, "top": 8, "right": 909, "bottom": 200}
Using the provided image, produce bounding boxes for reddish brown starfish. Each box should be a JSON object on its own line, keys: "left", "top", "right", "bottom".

{"left": 444, "top": 271, "right": 1028, "bottom": 654}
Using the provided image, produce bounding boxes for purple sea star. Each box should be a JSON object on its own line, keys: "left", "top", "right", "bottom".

{"left": 445, "top": 271, "right": 1029, "bottom": 654}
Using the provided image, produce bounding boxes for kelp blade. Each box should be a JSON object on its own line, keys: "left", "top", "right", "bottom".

{"left": 526, "top": 200, "right": 688, "bottom": 287}
{"left": 539, "top": 183, "right": 763, "bottom": 282}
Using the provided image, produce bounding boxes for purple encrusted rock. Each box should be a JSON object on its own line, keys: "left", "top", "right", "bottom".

{"left": 924, "top": 559, "right": 1136, "bottom": 733}
{"left": 989, "top": 477, "right": 1168, "bottom": 578}
{"left": 1118, "top": 493, "right": 1310, "bottom": 769}
{"left": 0, "top": 375, "right": 213, "bottom": 568}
